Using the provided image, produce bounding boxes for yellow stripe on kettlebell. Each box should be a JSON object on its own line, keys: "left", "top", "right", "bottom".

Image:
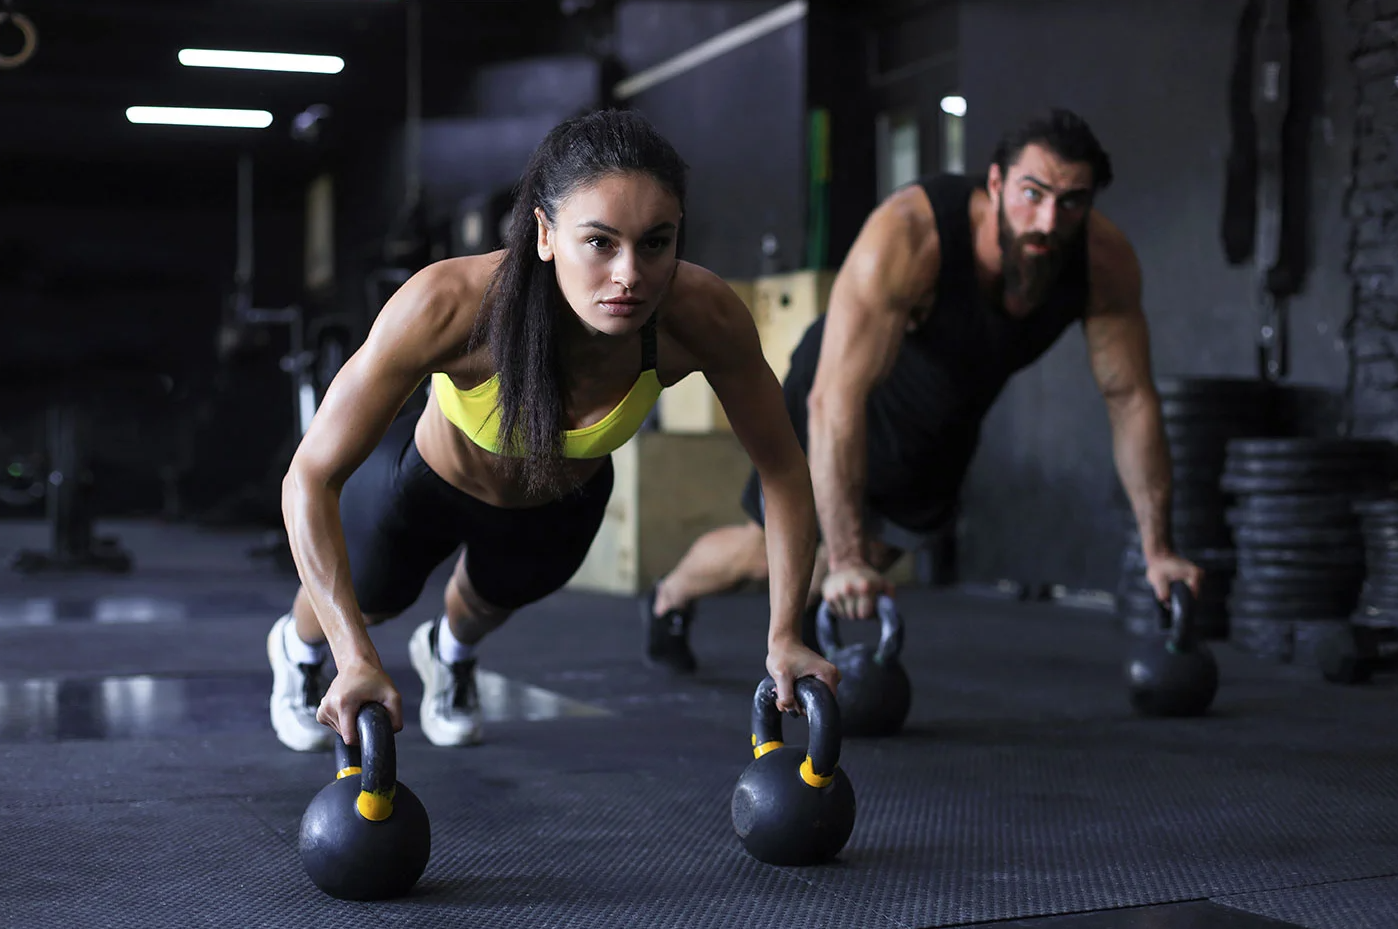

{"left": 753, "top": 740, "right": 783, "bottom": 759}
{"left": 800, "top": 755, "right": 834, "bottom": 788}
{"left": 336, "top": 766, "right": 362, "bottom": 780}
{"left": 357, "top": 787, "right": 396, "bottom": 822}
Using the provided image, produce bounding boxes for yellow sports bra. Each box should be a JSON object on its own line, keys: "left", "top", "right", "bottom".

{"left": 432, "top": 314, "right": 663, "bottom": 459}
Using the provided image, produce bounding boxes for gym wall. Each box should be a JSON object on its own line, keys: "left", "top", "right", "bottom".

{"left": 614, "top": 0, "right": 809, "bottom": 280}
{"left": 1347, "top": 0, "right": 1398, "bottom": 438}
{"left": 955, "top": 0, "right": 1356, "bottom": 591}
{"left": 0, "top": 159, "right": 304, "bottom": 519}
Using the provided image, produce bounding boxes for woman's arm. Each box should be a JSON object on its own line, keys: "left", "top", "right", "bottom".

{"left": 672, "top": 265, "right": 838, "bottom": 712}
{"left": 282, "top": 260, "right": 476, "bottom": 740}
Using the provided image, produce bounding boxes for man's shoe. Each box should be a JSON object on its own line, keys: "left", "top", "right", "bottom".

{"left": 641, "top": 586, "right": 697, "bottom": 674}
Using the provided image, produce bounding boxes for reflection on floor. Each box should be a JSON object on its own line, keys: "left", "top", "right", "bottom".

{"left": 0, "top": 593, "right": 286, "bottom": 627}
{"left": 0, "top": 668, "right": 608, "bottom": 743}
{"left": 984, "top": 901, "right": 1306, "bottom": 927}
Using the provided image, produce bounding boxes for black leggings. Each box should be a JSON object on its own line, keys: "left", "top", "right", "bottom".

{"left": 339, "top": 415, "right": 614, "bottom": 614}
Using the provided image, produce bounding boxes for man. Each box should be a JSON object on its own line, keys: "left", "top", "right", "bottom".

{"left": 642, "top": 107, "right": 1202, "bottom": 672}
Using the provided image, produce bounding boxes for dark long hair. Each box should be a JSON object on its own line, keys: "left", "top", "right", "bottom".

{"left": 472, "top": 108, "right": 688, "bottom": 496}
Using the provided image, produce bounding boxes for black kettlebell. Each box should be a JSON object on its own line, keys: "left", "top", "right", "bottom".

{"left": 1125, "top": 580, "right": 1218, "bottom": 717}
{"left": 298, "top": 702, "right": 431, "bottom": 900}
{"left": 730, "top": 675, "right": 856, "bottom": 866}
{"left": 815, "top": 594, "right": 912, "bottom": 737}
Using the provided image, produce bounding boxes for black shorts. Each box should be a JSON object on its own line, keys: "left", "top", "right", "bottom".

{"left": 739, "top": 316, "right": 959, "bottom": 548}
{"left": 340, "top": 415, "right": 613, "bottom": 614}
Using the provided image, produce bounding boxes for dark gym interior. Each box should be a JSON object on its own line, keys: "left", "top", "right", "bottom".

{"left": 2, "top": 1, "right": 1396, "bottom": 926}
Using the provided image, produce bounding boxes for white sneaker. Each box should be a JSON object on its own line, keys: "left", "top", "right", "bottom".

{"left": 409, "top": 619, "right": 484, "bottom": 747}
{"left": 266, "top": 614, "right": 334, "bottom": 752}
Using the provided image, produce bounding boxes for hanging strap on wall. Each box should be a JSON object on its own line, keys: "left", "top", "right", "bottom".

{"left": 1252, "top": 0, "right": 1291, "bottom": 381}
{"left": 1221, "top": 0, "right": 1260, "bottom": 265}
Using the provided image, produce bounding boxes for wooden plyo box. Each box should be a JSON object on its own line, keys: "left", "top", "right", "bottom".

{"left": 568, "top": 431, "right": 753, "bottom": 595}
{"left": 657, "top": 270, "right": 837, "bottom": 434}
{"left": 752, "top": 269, "right": 836, "bottom": 383}
{"left": 566, "top": 429, "right": 920, "bottom": 595}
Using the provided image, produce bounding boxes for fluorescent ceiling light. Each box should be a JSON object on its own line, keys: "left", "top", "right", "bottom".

{"left": 126, "top": 106, "right": 274, "bottom": 128}
{"left": 940, "top": 95, "right": 967, "bottom": 118}
{"left": 178, "top": 48, "right": 345, "bottom": 74}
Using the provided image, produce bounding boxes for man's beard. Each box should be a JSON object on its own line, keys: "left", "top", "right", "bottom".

{"left": 998, "top": 203, "right": 1075, "bottom": 308}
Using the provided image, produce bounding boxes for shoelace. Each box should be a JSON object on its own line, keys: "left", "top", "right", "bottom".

{"left": 449, "top": 661, "right": 478, "bottom": 711}
{"left": 297, "top": 663, "right": 324, "bottom": 707}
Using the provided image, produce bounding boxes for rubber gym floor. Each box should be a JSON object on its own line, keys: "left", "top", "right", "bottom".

{"left": 2, "top": 520, "right": 1396, "bottom": 929}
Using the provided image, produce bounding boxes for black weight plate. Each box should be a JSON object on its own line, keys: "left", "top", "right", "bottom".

{"left": 1119, "top": 591, "right": 1165, "bottom": 616}
{"left": 1236, "top": 546, "right": 1365, "bottom": 566}
{"left": 1232, "top": 578, "right": 1360, "bottom": 598}
{"left": 1172, "top": 465, "right": 1224, "bottom": 485}
{"left": 1119, "top": 544, "right": 1236, "bottom": 569}
{"left": 1225, "top": 437, "right": 1392, "bottom": 459}
{"left": 1175, "top": 532, "right": 1236, "bottom": 551}
{"left": 1359, "top": 596, "right": 1398, "bottom": 613}
{"left": 1221, "top": 472, "right": 1379, "bottom": 495}
{"left": 1228, "top": 598, "right": 1355, "bottom": 620}
{"left": 1233, "top": 526, "right": 1362, "bottom": 548}
{"left": 1161, "top": 408, "right": 1267, "bottom": 427}
{"left": 1170, "top": 453, "right": 1226, "bottom": 474}
{"left": 1166, "top": 425, "right": 1270, "bottom": 447}
{"left": 1355, "top": 497, "right": 1398, "bottom": 518}
{"left": 1292, "top": 619, "right": 1352, "bottom": 669}
{"left": 1230, "top": 493, "right": 1356, "bottom": 515}
{"left": 1362, "top": 527, "right": 1398, "bottom": 546}
{"left": 1225, "top": 457, "right": 1381, "bottom": 478}
{"left": 1353, "top": 605, "right": 1398, "bottom": 628}
{"left": 1229, "top": 617, "right": 1293, "bottom": 663}
{"left": 1226, "top": 508, "right": 1355, "bottom": 530}
{"left": 1238, "top": 563, "right": 1362, "bottom": 584}
{"left": 1156, "top": 376, "right": 1272, "bottom": 398}
{"left": 1363, "top": 554, "right": 1398, "bottom": 572}
{"left": 1172, "top": 506, "right": 1227, "bottom": 525}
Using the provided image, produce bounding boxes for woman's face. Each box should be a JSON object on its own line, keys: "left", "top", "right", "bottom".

{"left": 536, "top": 171, "right": 681, "bottom": 337}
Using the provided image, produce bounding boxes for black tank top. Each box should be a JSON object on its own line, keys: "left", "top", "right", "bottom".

{"left": 785, "top": 173, "right": 1091, "bottom": 530}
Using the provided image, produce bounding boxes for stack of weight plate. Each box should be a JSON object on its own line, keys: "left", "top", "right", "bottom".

{"left": 1114, "top": 377, "right": 1272, "bottom": 640}
{"left": 1222, "top": 438, "right": 1392, "bottom": 665}
{"left": 1353, "top": 497, "right": 1398, "bottom": 629}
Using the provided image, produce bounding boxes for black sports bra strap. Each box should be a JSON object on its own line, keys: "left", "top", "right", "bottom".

{"left": 640, "top": 312, "right": 658, "bottom": 371}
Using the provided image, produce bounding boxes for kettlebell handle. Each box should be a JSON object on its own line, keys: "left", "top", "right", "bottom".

{"left": 330, "top": 702, "right": 399, "bottom": 822}
{"left": 749, "top": 676, "right": 843, "bottom": 787}
{"left": 815, "top": 595, "right": 904, "bottom": 663}
{"left": 1160, "top": 580, "right": 1199, "bottom": 650}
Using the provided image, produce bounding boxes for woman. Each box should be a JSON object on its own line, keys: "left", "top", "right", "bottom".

{"left": 268, "top": 108, "right": 835, "bottom": 751}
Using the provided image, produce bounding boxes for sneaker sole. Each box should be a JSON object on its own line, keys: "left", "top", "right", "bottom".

{"left": 409, "top": 622, "right": 484, "bottom": 748}
{"left": 266, "top": 617, "right": 333, "bottom": 753}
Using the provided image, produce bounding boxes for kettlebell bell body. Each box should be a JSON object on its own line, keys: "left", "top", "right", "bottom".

{"left": 298, "top": 703, "right": 432, "bottom": 900}
{"left": 731, "top": 676, "right": 856, "bottom": 866}
{"left": 1125, "top": 581, "right": 1219, "bottom": 717}
{"left": 816, "top": 595, "right": 912, "bottom": 737}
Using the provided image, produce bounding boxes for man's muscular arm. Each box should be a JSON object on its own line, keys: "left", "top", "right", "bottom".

{"left": 807, "top": 188, "right": 938, "bottom": 619}
{"left": 1082, "top": 216, "right": 1202, "bottom": 599}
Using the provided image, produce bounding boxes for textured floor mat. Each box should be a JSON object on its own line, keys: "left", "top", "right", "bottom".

{"left": 6, "top": 549, "right": 1398, "bottom": 929}
{"left": 1214, "top": 876, "right": 1398, "bottom": 929}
